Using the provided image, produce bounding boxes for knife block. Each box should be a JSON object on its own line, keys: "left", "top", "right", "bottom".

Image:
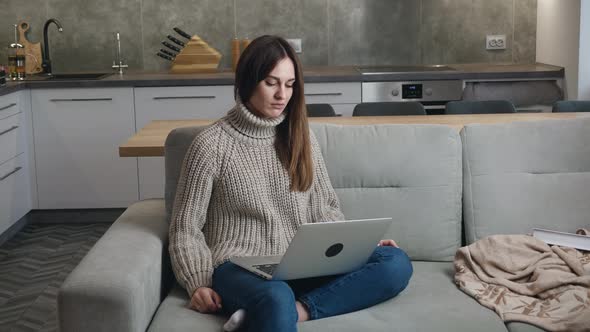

{"left": 170, "top": 35, "right": 222, "bottom": 73}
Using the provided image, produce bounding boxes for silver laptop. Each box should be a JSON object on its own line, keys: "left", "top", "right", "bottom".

{"left": 230, "top": 217, "right": 393, "bottom": 280}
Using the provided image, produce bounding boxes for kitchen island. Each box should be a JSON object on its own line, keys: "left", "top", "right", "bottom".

{"left": 119, "top": 112, "right": 589, "bottom": 157}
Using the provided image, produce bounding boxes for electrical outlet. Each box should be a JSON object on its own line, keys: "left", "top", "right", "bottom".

{"left": 486, "top": 34, "right": 506, "bottom": 50}
{"left": 286, "top": 38, "right": 302, "bottom": 53}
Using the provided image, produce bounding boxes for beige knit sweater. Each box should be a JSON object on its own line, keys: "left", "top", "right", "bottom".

{"left": 169, "top": 102, "right": 345, "bottom": 297}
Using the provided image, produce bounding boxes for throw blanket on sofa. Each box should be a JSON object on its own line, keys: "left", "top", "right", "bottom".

{"left": 454, "top": 231, "right": 590, "bottom": 332}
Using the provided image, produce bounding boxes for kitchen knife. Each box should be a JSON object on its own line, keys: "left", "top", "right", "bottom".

{"left": 160, "top": 48, "right": 176, "bottom": 57}
{"left": 156, "top": 52, "right": 174, "bottom": 61}
{"left": 167, "top": 35, "right": 185, "bottom": 48}
{"left": 173, "top": 27, "right": 192, "bottom": 40}
{"left": 162, "top": 41, "right": 181, "bottom": 53}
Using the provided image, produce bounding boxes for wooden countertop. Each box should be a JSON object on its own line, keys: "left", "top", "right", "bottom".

{"left": 119, "top": 113, "right": 589, "bottom": 157}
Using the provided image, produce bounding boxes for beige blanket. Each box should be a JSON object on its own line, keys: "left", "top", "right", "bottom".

{"left": 454, "top": 230, "right": 590, "bottom": 332}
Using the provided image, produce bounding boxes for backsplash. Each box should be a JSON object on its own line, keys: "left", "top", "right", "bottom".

{"left": 0, "top": 0, "right": 536, "bottom": 73}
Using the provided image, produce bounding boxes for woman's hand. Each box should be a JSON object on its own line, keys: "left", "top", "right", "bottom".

{"left": 190, "top": 287, "right": 222, "bottom": 313}
{"left": 378, "top": 239, "right": 399, "bottom": 248}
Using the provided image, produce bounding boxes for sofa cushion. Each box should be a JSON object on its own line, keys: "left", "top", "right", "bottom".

{"left": 147, "top": 285, "right": 226, "bottom": 332}
{"left": 148, "top": 262, "right": 506, "bottom": 332}
{"left": 461, "top": 118, "right": 590, "bottom": 244}
{"left": 164, "top": 123, "right": 463, "bottom": 261}
{"left": 311, "top": 123, "right": 462, "bottom": 261}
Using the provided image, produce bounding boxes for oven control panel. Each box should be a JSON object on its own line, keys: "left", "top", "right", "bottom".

{"left": 362, "top": 80, "right": 463, "bottom": 103}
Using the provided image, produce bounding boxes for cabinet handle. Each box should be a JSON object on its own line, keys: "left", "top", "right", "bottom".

{"left": 0, "top": 125, "right": 18, "bottom": 137}
{"left": 0, "top": 103, "right": 17, "bottom": 111}
{"left": 153, "top": 96, "right": 216, "bottom": 100}
{"left": 49, "top": 98, "right": 113, "bottom": 102}
{"left": 304, "top": 92, "right": 343, "bottom": 97}
{"left": 0, "top": 166, "right": 22, "bottom": 181}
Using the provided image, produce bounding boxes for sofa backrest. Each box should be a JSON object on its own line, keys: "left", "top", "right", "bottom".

{"left": 165, "top": 123, "right": 463, "bottom": 262}
{"left": 165, "top": 126, "right": 207, "bottom": 220}
{"left": 310, "top": 123, "right": 462, "bottom": 261}
{"left": 461, "top": 118, "right": 590, "bottom": 244}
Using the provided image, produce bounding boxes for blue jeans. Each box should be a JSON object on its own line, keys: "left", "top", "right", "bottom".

{"left": 212, "top": 246, "right": 413, "bottom": 332}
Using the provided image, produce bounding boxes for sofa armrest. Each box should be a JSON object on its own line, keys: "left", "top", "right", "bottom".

{"left": 58, "top": 199, "right": 171, "bottom": 332}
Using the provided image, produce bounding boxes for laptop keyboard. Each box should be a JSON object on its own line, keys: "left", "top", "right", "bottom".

{"left": 252, "top": 263, "right": 278, "bottom": 276}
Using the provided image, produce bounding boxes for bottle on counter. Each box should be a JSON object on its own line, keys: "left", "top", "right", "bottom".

{"left": 0, "top": 65, "right": 6, "bottom": 86}
{"left": 8, "top": 24, "right": 25, "bottom": 80}
{"left": 241, "top": 37, "right": 251, "bottom": 53}
{"left": 231, "top": 37, "right": 240, "bottom": 72}
{"left": 231, "top": 36, "right": 253, "bottom": 72}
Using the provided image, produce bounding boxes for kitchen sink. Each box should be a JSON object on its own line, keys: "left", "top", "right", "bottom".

{"left": 46, "top": 73, "right": 110, "bottom": 80}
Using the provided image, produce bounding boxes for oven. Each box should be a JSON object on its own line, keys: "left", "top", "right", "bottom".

{"left": 358, "top": 66, "right": 464, "bottom": 115}
{"left": 362, "top": 80, "right": 463, "bottom": 114}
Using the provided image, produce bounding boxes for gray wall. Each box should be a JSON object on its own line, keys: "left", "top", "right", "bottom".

{"left": 1, "top": 0, "right": 537, "bottom": 73}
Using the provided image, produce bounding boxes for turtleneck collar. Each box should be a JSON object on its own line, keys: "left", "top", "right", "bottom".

{"left": 224, "top": 101, "right": 286, "bottom": 142}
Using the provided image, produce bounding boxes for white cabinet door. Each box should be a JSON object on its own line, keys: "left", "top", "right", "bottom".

{"left": 135, "top": 86, "right": 234, "bottom": 199}
{"left": 0, "top": 154, "right": 30, "bottom": 234}
{"left": 32, "top": 88, "right": 138, "bottom": 209}
{"left": 0, "top": 92, "right": 20, "bottom": 119}
{"left": 304, "top": 82, "right": 361, "bottom": 117}
{"left": 0, "top": 91, "right": 33, "bottom": 234}
{"left": 20, "top": 89, "right": 38, "bottom": 210}
{"left": 0, "top": 106, "right": 24, "bottom": 165}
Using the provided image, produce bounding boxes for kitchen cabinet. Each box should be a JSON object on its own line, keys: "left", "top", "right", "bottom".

{"left": 304, "top": 82, "right": 361, "bottom": 117}
{"left": 462, "top": 78, "right": 563, "bottom": 113}
{"left": 134, "top": 86, "right": 234, "bottom": 199}
{"left": 0, "top": 95, "right": 23, "bottom": 165}
{"left": 0, "top": 91, "right": 34, "bottom": 234}
{"left": 32, "top": 88, "right": 138, "bottom": 209}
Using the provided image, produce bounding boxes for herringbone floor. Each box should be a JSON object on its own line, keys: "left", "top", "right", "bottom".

{"left": 0, "top": 223, "right": 111, "bottom": 332}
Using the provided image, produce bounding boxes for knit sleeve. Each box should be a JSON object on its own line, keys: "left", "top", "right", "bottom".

{"left": 168, "top": 129, "right": 219, "bottom": 297}
{"left": 308, "top": 130, "right": 345, "bottom": 222}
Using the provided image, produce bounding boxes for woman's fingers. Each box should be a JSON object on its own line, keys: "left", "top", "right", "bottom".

{"left": 201, "top": 292, "right": 218, "bottom": 312}
{"left": 190, "top": 287, "right": 222, "bottom": 313}
{"left": 190, "top": 291, "right": 203, "bottom": 311}
{"left": 212, "top": 290, "right": 223, "bottom": 309}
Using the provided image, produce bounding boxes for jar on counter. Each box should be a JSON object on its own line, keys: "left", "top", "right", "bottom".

{"left": 0, "top": 65, "right": 6, "bottom": 86}
{"left": 8, "top": 43, "right": 26, "bottom": 80}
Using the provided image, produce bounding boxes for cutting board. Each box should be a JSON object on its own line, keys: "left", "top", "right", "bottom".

{"left": 18, "top": 21, "right": 43, "bottom": 74}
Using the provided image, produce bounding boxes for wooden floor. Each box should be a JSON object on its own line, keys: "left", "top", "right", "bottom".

{"left": 0, "top": 221, "right": 113, "bottom": 331}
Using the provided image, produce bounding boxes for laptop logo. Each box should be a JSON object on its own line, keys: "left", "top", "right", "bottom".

{"left": 325, "top": 243, "right": 343, "bottom": 257}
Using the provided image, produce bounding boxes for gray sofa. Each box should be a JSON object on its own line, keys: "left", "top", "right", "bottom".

{"left": 58, "top": 118, "right": 590, "bottom": 332}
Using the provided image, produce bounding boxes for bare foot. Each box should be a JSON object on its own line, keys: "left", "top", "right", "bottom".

{"left": 296, "top": 301, "right": 310, "bottom": 322}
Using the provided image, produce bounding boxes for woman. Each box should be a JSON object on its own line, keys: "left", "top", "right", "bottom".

{"left": 169, "top": 35, "right": 413, "bottom": 332}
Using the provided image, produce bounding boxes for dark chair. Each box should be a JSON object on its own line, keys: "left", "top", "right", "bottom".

{"left": 352, "top": 102, "right": 426, "bottom": 116}
{"left": 306, "top": 103, "right": 338, "bottom": 117}
{"left": 552, "top": 101, "right": 590, "bottom": 112}
{"left": 445, "top": 100, "right": 516, "bottom": 114}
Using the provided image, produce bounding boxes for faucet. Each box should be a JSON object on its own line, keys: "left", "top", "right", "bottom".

{"left": 112, "top": 32, "right": 128, "bottom": 75}
{"left": 42, "top": 18, "right": 63, "bottom": 75}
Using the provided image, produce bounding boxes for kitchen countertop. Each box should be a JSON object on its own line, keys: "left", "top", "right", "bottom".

{"left": 0, "top": 63, "right": 564, "bottom": 97}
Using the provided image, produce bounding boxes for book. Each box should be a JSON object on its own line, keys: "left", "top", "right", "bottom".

{"left": 532, "top": 228, "right": 590, "bottom": 251}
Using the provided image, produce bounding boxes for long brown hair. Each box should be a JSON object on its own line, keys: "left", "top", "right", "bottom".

{"left": 235, "top": 35, "right": 313, "bottom": 192}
